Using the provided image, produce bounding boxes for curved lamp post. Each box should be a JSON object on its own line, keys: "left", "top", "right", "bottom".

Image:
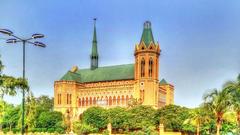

{"left": 0, "top": 29, "right": 46, "bottom": 135}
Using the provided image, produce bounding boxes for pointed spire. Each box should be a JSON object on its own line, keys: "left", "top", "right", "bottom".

{"left": 93, "top": 18, "right": 97, "bottom": 44}
{"left": 91, "top": 18, "right": 98, "bottom": 70}
{"left": 140, "top": 21, "right": 155, "bottom": 46}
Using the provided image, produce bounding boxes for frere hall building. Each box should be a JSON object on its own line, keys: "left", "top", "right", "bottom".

{"left": 54, "top": 20, "right": 174, "bottom": 118}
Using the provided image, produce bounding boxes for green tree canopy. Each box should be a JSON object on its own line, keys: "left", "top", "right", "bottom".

{"left": 82, "top": 107, "right": 108, "bottom": 130}
{"left": 155, "top": 104, "right": 190, "bottom": 131}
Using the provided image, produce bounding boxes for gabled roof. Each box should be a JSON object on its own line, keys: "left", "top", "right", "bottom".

{"left": 60, "top": 64, "right": 134, "bottom": 83}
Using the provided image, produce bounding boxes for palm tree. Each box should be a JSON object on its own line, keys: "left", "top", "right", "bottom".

{"left": 223, "top": 74, "right": 240, "bottom": 133}
{"left": 184, "top": 107, "right": 210, "bottom": 135}
{"left": 203, "top": 89, "right": 231, "bottom": 135}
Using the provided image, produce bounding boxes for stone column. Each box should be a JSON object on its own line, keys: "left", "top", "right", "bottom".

{"left": 107, "top": 123, "right": 112, "bottom": 135}
{"left": 159, "top": 124, "right": 164, "bottom": 135}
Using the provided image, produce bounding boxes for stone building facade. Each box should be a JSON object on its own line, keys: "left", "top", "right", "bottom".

{"left": 54, "top": 20, "right": 174, "bottom": 119}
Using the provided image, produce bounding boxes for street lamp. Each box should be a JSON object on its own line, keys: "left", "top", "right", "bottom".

{"left": 0, "top": 28, "right": 46, "bottom": 135}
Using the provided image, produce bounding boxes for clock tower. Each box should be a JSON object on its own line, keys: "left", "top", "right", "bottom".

{"left": 134, "top": 21, "right": 161, "bottom": 107}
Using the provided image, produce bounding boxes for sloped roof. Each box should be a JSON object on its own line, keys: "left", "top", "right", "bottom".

{"left": 60, "top": 64, "right": 134, "bottom": 83}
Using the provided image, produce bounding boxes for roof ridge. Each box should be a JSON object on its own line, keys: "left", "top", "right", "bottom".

{"left": 79, "top": 63, "right": 134, "bottom": 70}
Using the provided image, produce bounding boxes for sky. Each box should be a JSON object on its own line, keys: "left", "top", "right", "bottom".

{"left": 0, "top": 0, "right": 239, "bottom": 108}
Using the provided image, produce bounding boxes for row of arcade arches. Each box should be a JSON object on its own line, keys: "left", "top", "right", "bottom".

{"left": 77, "top": 95, "right": 133, "bottom": 107}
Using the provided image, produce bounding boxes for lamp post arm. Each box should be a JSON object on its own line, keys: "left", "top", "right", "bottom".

{"left": 11, "top": 35, "right": 23, "bottom": 41}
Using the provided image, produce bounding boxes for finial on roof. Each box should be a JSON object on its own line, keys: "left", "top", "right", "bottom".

{"left": 70, "top": 66, "right": 78, "bottom": 72}
{"left": 144, "top": 21, "right": 151, "bottom": 29}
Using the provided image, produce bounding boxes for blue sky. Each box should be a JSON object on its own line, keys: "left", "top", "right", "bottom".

{"left": 0, "top": 0, "right": 239, "bottom": 107}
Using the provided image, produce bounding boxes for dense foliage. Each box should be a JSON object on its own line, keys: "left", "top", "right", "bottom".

{"left": 0, "top": 95, "right": 65, "bottom": 134}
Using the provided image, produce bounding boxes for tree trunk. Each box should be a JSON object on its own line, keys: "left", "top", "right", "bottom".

{"left": 237, "top": 112, "right": 240, "bottom": 134}
{"left": 216, "top": 122, "right": 221, "bottom": 135}
{"left": 196, "top": 123, "right": 200, "bottom": 135}
{"left": 237, "top": 112, "right": 240, "bottom": 127}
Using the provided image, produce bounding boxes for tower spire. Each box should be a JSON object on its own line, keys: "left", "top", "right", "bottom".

{"left": 91, "top": 18, "right": 98, "bottom": 70}
{"left": 140, "top": 21, "right": 155, "bottom": 46}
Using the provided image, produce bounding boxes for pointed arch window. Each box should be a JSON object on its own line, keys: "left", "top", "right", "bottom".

{"left": 141, "top": 58, "right": 145, "bottom": 77}
{"left": 149, "top": 58, "right": 153, "bottom": 77}
{"left": 78, "top": 98, "right": 81, "bottom": 107}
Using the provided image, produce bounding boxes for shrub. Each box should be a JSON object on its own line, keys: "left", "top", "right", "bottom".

{"left": 73, "top": 121, "right": 98, "bottom": 135}
{"left": 55, "top": 127, "right": 66, "bottom": 134}
{"left": 102, "top": 129, "right": 109, "bottom": 135}
{"left": 129, "top": 130, "right": 145, "bottom": 135}
{"left": 47, "top": 128, "right": 55, "bottom": 133}
{"left": 12, "top": 128, "right": 20, "bottom": 133}
{"left": 2, "top": 128, "right": 9, "bottom": 134}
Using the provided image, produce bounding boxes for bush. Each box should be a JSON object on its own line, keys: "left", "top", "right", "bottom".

{"left": 12, "top": 128, "right": 20, "bottom": 133}
{"left": 55, "top": 127, "right": 66, "bottom": 134}
{"left": 143, "top": 126, "right": 158, "bottom": 135}
{"left": 102, "top": 129, "right": 109, "bottom": 135}
{"left": 73, "top": 121, "right": 98, "bottom": 135}
{"left": 2, "top": 128, "right": 9, "bottom": 134}
{"left": 47, "top": 128, "right": 55, "bottom": 133}
{"left": 129, "top": 130, "right": 145, "bottom": 135}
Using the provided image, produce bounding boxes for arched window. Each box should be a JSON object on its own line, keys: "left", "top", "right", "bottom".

{"left": 121, "top": 95, "right": 125, "bottom": 105}
{"left": 113, "top": 96, "right": 116, "bottom": 105}
{"left": 141, "top": 58, "right": 145, "bottom": 77}
{"left": 90, "top": 97, "right": 92, "bottom": 106}
{"left": 126, "top": 95, "right": 129, "bottom": 105}
{"left": 109, "top": 96, "right": 112, "bottom": 106}
{"left": 78, "top": 98, "right": 81, "bottom": 107}
{"left": 86, "top": 97, "right": 88, "bottom": 106}
{"left": 93, "top": 97, "right": 96, "bottom": 105}
{"left": 82, "top": 98, "right": 85, "bottom": 107}
{"left": 105, "top": 96, "right": 108, "bottom": 106}
{"left": 149, "top": 58, "right": 153, "bottom": 77}
{"left": 117, "top": 96, "right": 120, "bottom": 105}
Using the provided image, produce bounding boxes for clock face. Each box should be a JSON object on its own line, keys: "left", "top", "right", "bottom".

{"left": 140, "top": 82, "right": 144, "bottom": 90}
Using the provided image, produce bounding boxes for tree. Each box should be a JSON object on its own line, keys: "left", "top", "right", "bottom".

{"left": 0, "top": 57, "right": 29, "bottom": 100}
{"left": 35, "top": 95, "right": 54, "bottom": 112}
{"left": 82, "top": 107, "right": 108, "bottom": 130}
{"left": 127, "top": 105, "right": 156, "bottom": 130}
{"left": 25, "top": 92, "right": 38, "bottom": 130}
{"left": 155, "top": 105, "right": 190, "bottom": 132}
{"left": 107, "top": 107, "right": 128, "bottom": 131}
{"left": 203, "top": 89, "right": 232, "bottom": 135}
{"left": 223, "top": 74, "right": 240, "bottom": 128}
{"left": 36, "top": 111, "right": 64, "bottom": 129}
{"left": 1, "top": 104, "right": 20, "bottom": 131}
{"left": 184, "top": 107, "right": 210, "bottom": 135}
